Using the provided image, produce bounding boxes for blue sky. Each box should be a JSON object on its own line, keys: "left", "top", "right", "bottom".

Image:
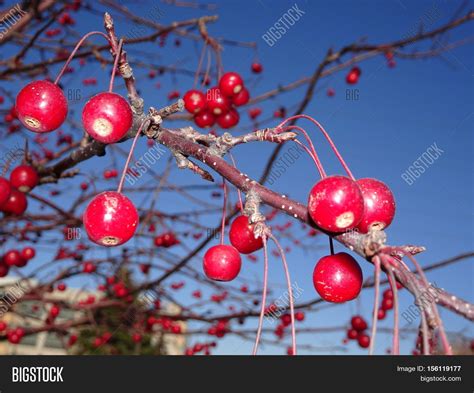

{"left": 0, "top": 0, "right": 473, "bottom": 355}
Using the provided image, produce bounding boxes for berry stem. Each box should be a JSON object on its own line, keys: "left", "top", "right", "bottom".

{"left": 404, "top": 253, "right": 452, "bottom": 355}
{"left": 193, "top": 42, "right": 208, "bottom": 89}
{"left": 109, "top": 38, "right": 123, "bottom": 93}
{"left": 278, "top": 115, "right": 355, "bottom": 180}
{"left": 220, "top": 178, "right": 228, "bottom": 245}
{"left": 252, "top": 235, "right": 269, "bottom": 356}
{"left": 282, "top": 125, "right": 326, "bottom": 178}
{"left": 382, "top": 256, "right": 400, "bottom": 355}
{"left": 269, "top": 232, "right": 297, "bottom": 355}
{"left": 369, "top": 255, "right": 381, "bottom": 355}
{"left": 54, "top": 31, "right": 111, "bottom": 85}
{"left": 329, "top": 236, "right": 335, "bottom": 255}
{"left": 229, "top": 153, "right": 244, "bottom": 213}
{"left": 117, "top": 120, "right": 150, "bottom": 194}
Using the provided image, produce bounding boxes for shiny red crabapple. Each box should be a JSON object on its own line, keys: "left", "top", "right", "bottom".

{"left": 232, "top": 87, "right": 249, "bottom": 106}
{"left": 206, "top": 87, "right": 230, "bottom": 116}
{"left": 82, "top": 92, "right": 133, "bottom": 143}
{"left": 183, "top": 90, "right": 206, "bottom": 114}
{"left": 308, "top": 175, "right": 364, "bottom": 232}
{"left": 15, "top": 80, "right": 68, "bottom": 133}
{"left": 346, "top": 66, "right": 361, "bottom": 85}
{"left": 216, "top": 108, "right": 239, "bottom": 129}
{"left": 377, "top": 309, "right": 386, "bottom": 320}
{"left": 355, "top": 178, "right": 396, "bottom": 234}
{"left": 10, "top": 165, "right": 39, "bottom": 192}
{"left": 83, "top": 191, "right": 139, "bottom": 247}
{"left": 381, "top": 297, "right": 394, "bottom": 311}
{"left": 351, "top": 316, "right": 367, "bottom": 331}
{"left": 3, "top": 250, "right": 24, "bottom": 267}
{"left": 194, "top": 110, "right": 215, "bottom": 128}
{"left": 313, "top": 252, "right": 363, "bottom": 303}
{"left": 203, "top": 245, "right": 242, "bottom": 282}
{"left": 229, "top": 215, "right": 263, "bottom": 254}
{"left": 358, "top": 333, "right": 370, "bottom": 348}
{"left": 219, "top": 72, "right": 244, "bottom": 97}
{"left": 251, "top": 62, "right": 263, "bottom": 74}
{"left": 347, "top": 329, "right": 358, "bottom": 340}
{"left": 21, "top": 247, "right": 36, "bottom": 260}
{"left": 0, "top": 189, "right": 27, "bottom": 215}
{"left": 0, "top": 177, "right": 11, "bottom": 206}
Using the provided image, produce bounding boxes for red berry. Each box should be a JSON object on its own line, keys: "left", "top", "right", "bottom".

{"left": 308, "top": 175, "right": 364, "bottom": 232}
{"left": 0, "top": 264, "right": 9, "bottom": 277}
{"left": 21, "top": 247, "right": 36, "bottom": 260}
{"left": 57, "top": 283, "right": 66, "bottom": 291}
{"left": 82, "top": 92, "right": 133, "bottom": 143}
{"left": 132, "top": 333, "right": 142, "bottom": 343}
{"left": 295, "top": 311, "right": 305, "bottom": 322}
{"left": 229, "top": 215, "right": 263, "bottom": 254}
{"left": 83, "top": 191, "right": 139, "bottom": 247}
{"left": 357, "top": 333, "right": 370, "bottom": 348}
{"left": 15, "top": 80, "right": 68, "bottom": 133}
{"left": 381, "top": 297, "right": 394, "bottom": 311}
{"left": 206, "top": 87, "right": 230, "bottom": 116}
{"left": 219, "top": 72, "right": 244, "bottom": 97}
{"left": 312, "top": 252, "right": 363, "bottom": 303}
{"left": 216, "top": 108, "right": 239, "bottom": 129}
{"left": 183, "top": 90, "right": 206, "bottom": 114}
{"left": 377, "top": 308, "right": 386, "bottom": 320}
{"left": 346, "top": 66, "right": 361, "bottom": 85}
{"left": 194, "top": 110, "right": 216, "bottom": 128}
{"left": 355, "top": 178, "right": 396, "bottom": 234}
{"left": 10, "top": 165, "right": 39, "bottom": 192}
{"left": 347, "top": 328, "right": 358, "bottom": 340}
{"left": 383, "top": 289, "right": 393, "bottom": 299}
{"left": 0, "top": 177, "right": 11, "bottom": 206}
{"left": 3, "top": 250, "right": 24, "bottom": 267}
{"left": 1, "top": 189, "right": 27, "bottom": 215}
{"left": 232, "top": 87, "right": 249, "bottom": 106}
{"left": 251, "top": 62, "right": 263, "bottom": 74}
{"left": 327, "top": 88, "right": 335, "bottom": 97}
{"left": 351, "top": 316, "right": 367, "bottom": 331}
{"left": 49, "top": 304, "right": 60, "bottom": 318}
{"left": 203, "top": 245, "right": 242, "bottom": 282}
{"left": 83, "top": 262, "right": 96, "bottom": 273}
{"left": 0, "top": 321, "right": 7, "bottom": 331}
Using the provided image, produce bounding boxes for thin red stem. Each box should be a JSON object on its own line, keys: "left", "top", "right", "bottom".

{"left": 109, "top": 38, "right": 123, "bottom": 93}
{"left": 269, "top": 232, "right": 296, "bottom": 356}
{"left": 382, "top": 255, "right": 400, "bottom": 355}
{"left": 252, "top": 235, "right": 269, "bottom": 355}
{"left": 278, "top": 115, "right": 355, "bottom": 180}
{"left": 117, "top": 120, "right": 149, "bottom": 194}
{"left": 369, "top": 255, "right": 381, "bottom": 355}
{"left": 54, "top": 31, "right": 111, "bottom": 85}
{"left": 220, "top": 178, "right": 227, "bottom": 245}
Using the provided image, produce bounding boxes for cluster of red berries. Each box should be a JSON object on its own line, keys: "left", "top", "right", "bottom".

{"left": 309, "top": 176, "right": 395, "bottom": 302}
{"left": 207, "top": 319, "right": 229, "bottom": 338}
{"left": 153, "top": 232, "right": 180, "bottom": 248}
{"left": 0, "top": 165, "right": 39, "bottom": 217}
{"left": 202, "top": 215, "right": 263, "bottom": 282}
{"left": 345, "top": 315, "right": 371, "bottom": 348}
{"left": 185, "top": 341, "right": 217, "bottom": 356}
{"left": 183, "top": 72, "right": 249, "bottom": 129}
{"left": 0, "top": 247, "right": 36, "bottom": 277}
{"left": 15, "top": 80, "right": 133, "bottom": 144}
{"left": 147, "top": 316, "right": 182, "bottom": 334}
{"left": 274, "top": 312, "right": 305, "bottom": 339}
{"left": 5, "top": 327, "right": 25, "bottom": 345}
